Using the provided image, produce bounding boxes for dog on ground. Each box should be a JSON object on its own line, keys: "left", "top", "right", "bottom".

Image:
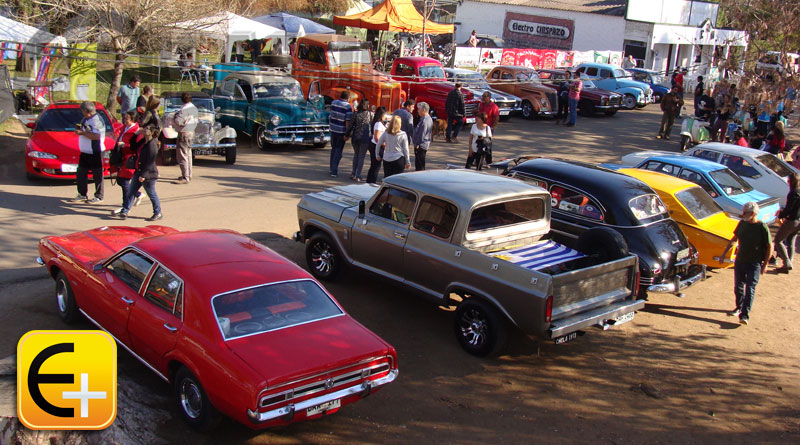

{"left": 432, "top": 118, "right": 447, "bottom": 141}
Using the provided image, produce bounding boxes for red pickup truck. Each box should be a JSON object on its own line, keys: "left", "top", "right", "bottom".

{"left": 390, "top": 56, "right": 480, "bottom": 125}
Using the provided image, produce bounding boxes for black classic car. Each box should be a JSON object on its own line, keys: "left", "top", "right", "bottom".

{"left": 501, "top": 158, "right": 706, "bottom": 299}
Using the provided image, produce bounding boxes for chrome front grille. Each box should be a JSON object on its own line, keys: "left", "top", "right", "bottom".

{"left": 639, "top": 276, "right": 655, "bottom": 286}
{"left": 275, "top": 124, "right": 329, "bottom": 135}
{"left": 465, "top": 102, "right": 479, "bottom": 117}
{"left": 545, "top": 92, "right": 557, "bottom": 110}
{"left": 609, "top": 96, "right": 621, "bottom": 106}
{"left": 496, "top": 99, "right": 516, "bottom": 109}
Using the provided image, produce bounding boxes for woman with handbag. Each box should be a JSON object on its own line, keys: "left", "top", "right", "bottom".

{"left": 110, "top": 112, "right": 143, "bottom": 215}
{"left": 375, "top": 115, "right": 410, "bottom": 178}
{"left": 466, "top": 112, "right": 492, "bottom": 170}
{"left": 348, "top": 99, "right": 373, "bottom": 182}
{"left": 110, "top": 127, "right": 162, "bottom": 221}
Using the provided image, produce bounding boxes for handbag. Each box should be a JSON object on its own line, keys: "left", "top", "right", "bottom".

{"left": 125, "top": 154, "right": 138, "bottom": 170}
{"left": 476, "top": 136, "right": 493, "bottom": 164}
{"left": 109, "top": 145, "right": 123, "bottom": 167}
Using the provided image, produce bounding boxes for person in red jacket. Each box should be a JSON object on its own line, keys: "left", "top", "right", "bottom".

{"left": 110, "top": 112, "right": 143, "bottom": 216}
{"left": 478, "top": 92, "right": 499, "bottom": 131}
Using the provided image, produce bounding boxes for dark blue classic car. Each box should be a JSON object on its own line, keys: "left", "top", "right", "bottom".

{"left": 626, "top": 68, "right": 670, "bottom": 103}
{"left": 212, "top": 71, "right": 330, "bottom": 150}
{"left": 502, "top": 158, "right": 706, "bottom": 299}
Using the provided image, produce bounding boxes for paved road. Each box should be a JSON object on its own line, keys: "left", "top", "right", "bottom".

{"left": 1, "top": 108, "right": 798, "bottom": 443}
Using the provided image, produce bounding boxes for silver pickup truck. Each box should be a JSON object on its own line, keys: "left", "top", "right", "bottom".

{"left": 295, "top": 170, "right": 644, "bottom": 356}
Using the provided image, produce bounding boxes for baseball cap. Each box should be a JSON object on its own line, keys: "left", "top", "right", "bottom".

{"left": 742, "top": 201, "right": 759, "bottom": 215}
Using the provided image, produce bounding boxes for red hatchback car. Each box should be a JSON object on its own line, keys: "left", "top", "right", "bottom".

{"left": 37, "top": 226, "right": 398, "bottom": 430}
{"left": 25, "top": 101, "right": 120, "bottom": 180}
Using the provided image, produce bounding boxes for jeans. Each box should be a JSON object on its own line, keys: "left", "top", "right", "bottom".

{"left": 383, "top": 157, "right": 405, "bottom": 178}
{"left": 366, "top": 142, "right": 380, "bottom": 183}
{"left": 659, "top": 113, "right": 676, "bottom": 137}
{"left": 77, "top": 152, "right": 104, "bottom": 199}
{"left": 568, "top": 98, "right": 578, "bottom": 125}
{"left": 414, "top": 147, "right": 426, "bottom": 171}
{"left": 774, "top": 218, "right": 800, "bottom": 267}
{"left": 116, "top": 177, "right": 141, "bottom": 207}
{"left": 446, "top": 117, "right": 463, "bottom": 141}
{"left": 733, "top": 261, "right": 761, "bottom": 319}
{"left": 330, "top": 133, "right": 346, "bottom": 175}
{"left": 122, "top": 173, "right": 161, "bottom": 216}
{"left": 351, "top": 139, "right": 369, "bottom": 179}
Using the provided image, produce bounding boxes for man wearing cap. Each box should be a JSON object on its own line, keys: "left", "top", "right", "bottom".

{"left": 719, "top": 201, "right": 772, "bottom": 325}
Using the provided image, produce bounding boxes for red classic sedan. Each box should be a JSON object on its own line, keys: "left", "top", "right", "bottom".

{"left": 37, "top": 226, "right": 398, "bottom": 430}
{"left": 25, "top": 101, "right": 120, "bottom": 180}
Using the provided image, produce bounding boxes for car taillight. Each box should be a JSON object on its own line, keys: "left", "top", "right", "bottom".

{"left": 633, "top": 269, "right": 641, "bottom": 298}
{"left": 545, "top": 295, "right": 553, "bottom": 323}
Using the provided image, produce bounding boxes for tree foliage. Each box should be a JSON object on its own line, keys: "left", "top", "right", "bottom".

{"left": 252, "top": 0, "right": 351, "bottom": 15}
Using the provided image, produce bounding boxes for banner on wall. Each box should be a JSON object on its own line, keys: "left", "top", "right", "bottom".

{"left": 69, "top": 43, "right": 97, "bottom": 101}
{"left": 503, "top": 12, "right": 575, "bottom": 51}
{"left": 479, "top": 49, "right": 503, "bottom": 68}
{"left": 455, "top": 47, "right": 622, "bottom": 70}
{"left": 454, "top": 47, "right": 480, "bottom": 67}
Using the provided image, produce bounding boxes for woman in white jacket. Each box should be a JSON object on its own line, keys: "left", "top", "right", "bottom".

{"left": 376, "top": 115, "right": 411, "bottom": 178}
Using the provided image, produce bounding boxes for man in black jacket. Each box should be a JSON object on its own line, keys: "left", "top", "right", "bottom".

{"left": 445, "top": 83, "right": 465, "bottom": 143}
{"left": 774, "top": 172, "right": 800, "bottom": 272}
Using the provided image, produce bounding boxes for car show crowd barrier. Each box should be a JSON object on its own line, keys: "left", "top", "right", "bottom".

{"left": 454, "top": 46, "right": 624, "bottom": 71}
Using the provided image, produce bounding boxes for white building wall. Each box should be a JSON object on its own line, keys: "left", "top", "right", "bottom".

{"left": 455, "top": 1, "right": 626, "bottom": 51}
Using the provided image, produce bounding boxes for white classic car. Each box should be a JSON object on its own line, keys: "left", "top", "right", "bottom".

{"left": 161, "top": 92, "right": 238, "bottom": 164}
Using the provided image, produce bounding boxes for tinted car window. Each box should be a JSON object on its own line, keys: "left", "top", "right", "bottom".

{"left": 419, "top": 65, "right": 445, "bottom": 79}
{"left": 676, "top": 187, "right": 723, "bottom": 220}
{"left": 143, "top": 266, "right": 182, "bottom": 315}
{"left": 396, "top": 63, "right": 414, "bottom": 76}
{"left": 36, "top": 108, "right": 113, "bottom": 132}
{"left": 584, "top": 67, "right": 597, "bottom": 76}
{"left": 678, "top": 169, "right": 718, "bottom": 197}
{"left": 370, "top": 187, "right": 417, "bottom": 224}
{"left": 691, "top": 149, "right": 719, "bottom": 162}
{"left": 413, "top": 196, "right": 458, "bottom": 239}
{"left": 599, "top": 69, "right": 611, "bottom": 79}
{"left": 721, "top": 154, "right": 761, "bottom": 179}
{"left": 708, "top": 168, "right": 752, "bottom": 195}
{"left": 628, "top": 194, "right": 667, "bottom": 222}
{"left": 501, "top": 72, "right": 513, "bottom": 80}
{"left": 643, "top": 161, "right": 680, "bottom": 176}
{"left": 213, "top": 280, "right": 343, "bottom": 340}
{"left": 107, "top": 251, "right": 154, "bottom": 293}
{"left": 550, "top": 186, "right": 603, "bottom": 220}
{"left": 468, "top": 198, "right": 545, "bottom": 232}
{"left": 756, "top": 154, "right": 792, "bottom": 177}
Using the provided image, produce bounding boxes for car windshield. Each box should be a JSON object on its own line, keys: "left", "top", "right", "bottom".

{"left": 675, "top": 187, "right": 724, "bottom": 220}
{"left": 419, "top": 65, "right": 445, "bottom": 79}
{"left": 35, "top": 108, "right": 114, "bottom": 132}
{"left": 164, "top": 97, "right": 214, "bottom": 113}
{"left": 328, "top": 48, "right": 372, "bottom": 67}
{"left": 613, "top": 68, "right": 627, "bottom": 78}
{"left": 468, "top": 198, "right": 545, "bottom": 232}
{"left": 212, "top": 279, "right": 344, "bottom": 340}
{"left": 578, "top": 73, "right": 596, "bottom": 88}
{"left": 517, "top": 71, "right": 542, "bottom": 84}
{"left": 708, "top": 168, "right": 752, "bottom": 195}
{"left": 628, "top": 194, "right": 668, "bottom": 222}
{"left": 457, "top": 72, "right": 489, "bottom": 88}
{"left": 756, "top": 154, "right": 793, "bottom": 177}
{"left": 253, "top": 82, "right": 303, "bottom": 99}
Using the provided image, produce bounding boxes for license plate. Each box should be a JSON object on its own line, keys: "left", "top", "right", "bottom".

{"left": 554, "top": 332, "right": 578, "bottom": 345}
{"left": 306, "top": 399, "right": 340, "bottom": 416}
{"left": 614, "top": 311, "right": 635, "bottom": 326}
{"left": 465, "top": 117, "right": 476, "bottom": 124}
{"left": 61, "top": 164, "right": 78, "bottom": 173}
{"left": 499, "top": 110, "right": 510, "bottom": 116}
{"left": 676, "top": 248, "right": 690, "bottom": 261}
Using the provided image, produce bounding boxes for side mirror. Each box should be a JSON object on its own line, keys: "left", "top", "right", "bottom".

{"left": 358, "top": 200, "right": 366, "bottom": 219}
{"left": 26, "top": 122, "right": 35, "bottom": 129}
{"left": 92, "top": 263, "right": 104, "bottom": 273}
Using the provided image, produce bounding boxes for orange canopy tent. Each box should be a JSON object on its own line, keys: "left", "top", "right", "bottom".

{"left": 333, "top": 0, "right": 454, "bottom": 34}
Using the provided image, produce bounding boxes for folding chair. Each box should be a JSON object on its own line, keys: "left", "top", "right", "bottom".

{"left": 179, "top": 68, "right": 195, "bottom": 86}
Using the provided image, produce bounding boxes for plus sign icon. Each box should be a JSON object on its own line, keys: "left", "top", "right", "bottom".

{"left": 17, "top": 330, "right": 117, "bottom": 430}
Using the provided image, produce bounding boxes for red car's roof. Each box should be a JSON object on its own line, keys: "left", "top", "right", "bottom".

{"left": 46, "top": 101, "right": 108, "bottom": 110}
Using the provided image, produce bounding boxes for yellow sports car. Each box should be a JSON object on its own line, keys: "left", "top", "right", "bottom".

{"left": 619, "top": 168, "right": 738, "bottom": 268}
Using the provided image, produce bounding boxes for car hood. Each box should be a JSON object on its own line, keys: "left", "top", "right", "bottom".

{"left": 226, "top": 315, "right": 393, "bottom": 385}
{"left": 42, "top": 226, "right": 179, "bottom": 266}
{"left": 255, "top": 98, "right": 327, "bottom": 124}
{"left": 464, "top": 86, "right": 519, "bottom": 102}
{"left": 29, "top": 131, "right": 115, "bottom": 159}
{"left": 691, "top": 212, "right": 738, "bottom": 241}
{"left": 615, "top": 79, "right": 650, "bottom": 92}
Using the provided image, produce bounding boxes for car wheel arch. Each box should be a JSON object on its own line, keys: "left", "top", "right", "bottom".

{"left": 444, "top": 285, "right": 517, "bottom": 328}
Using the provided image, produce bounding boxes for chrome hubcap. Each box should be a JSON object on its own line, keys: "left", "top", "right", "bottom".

{"left": 623, "top": 96, "right": 636, "bottom": 109}
{"left": 180, "top": 380, "right": 202, "bottom": 419}
{"left": 311, "top": 241, "right": 333, "bottom": 274}
{"left": 459, "top": 308, "right": 487, "bottom": 347}
{"left": 56, "top": 280, "right": 67, "bottom": 313}
{"left": 522, "top": 102, "right": 532, "bottom": 117}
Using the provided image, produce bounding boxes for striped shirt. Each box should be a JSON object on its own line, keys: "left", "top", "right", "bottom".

{"left": 329, "top": 99, "right": 353, "bottom": 135}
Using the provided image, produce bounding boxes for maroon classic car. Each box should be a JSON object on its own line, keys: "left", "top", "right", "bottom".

{"left": 37, "top": 226, "right": 398, "bottom": 430}
{"left": 538, "top": 69, "right": 622, "bottom": 116}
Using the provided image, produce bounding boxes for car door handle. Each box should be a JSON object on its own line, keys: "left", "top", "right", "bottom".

{"left": 163, "top": 323, "right": 178, "bottom": 332}
{"left": 121, "top": 296, "right": 134, "bottom": 304}
{"left": 394, "top": 231, "right": 406, "bottom": 240}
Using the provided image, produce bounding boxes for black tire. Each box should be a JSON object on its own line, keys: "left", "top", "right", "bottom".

{"left": 305, "top": 232, "right": 342, "bottom": 281}
{"left": 174, "top": 367, "right": 220, "bottom": 431}
{"left": 313, "top": 141, "right": 328, "bottom": 148}
{"left": 653, "top": 93, "right": 662, "bottom": 103}
{"left": 578, "top": 100, "right": 594, "bottom": 117}
{"left": 576, "top": 227, "right": 628, "bottom": 264}
{"left": 223, "top": 139, "right": 236, "bottom": 164}
{"left": 255, "top": 126, "right": 268, "bottom": 152}
{"left": 454, "top": 299, "right": 508, "bottom": 357}
{"left": 521, "top": 100, "right": 534, "bottom": 119}
{"left": 622, "top": 94, "right": 637, "bottom": 110}
{"left": 679, "top": 135, "right": 690, "bottom": 152}
{"left": 604, "top": 109, "right": 618, "bottom": 116}
{"left": 55, "top": 272, "right": 80, "bottom": 323}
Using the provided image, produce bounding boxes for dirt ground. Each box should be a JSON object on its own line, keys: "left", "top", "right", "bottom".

{"left": 0, "top": 106, "right": 798, "bottom": 443}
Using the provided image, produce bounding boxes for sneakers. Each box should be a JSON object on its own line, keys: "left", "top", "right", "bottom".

{"left": 86, "top": 196, "right": 103, "bottom": 204}
{"left": 176, "top": 177, "right": 190, "bottom": 184}
{"left": 664, "top": 135, "right": 670, "bottom": 140}
{"left": 132, "top": 194, "right": 143, "bottom": 207}
{"left": 68, "top": 194, "right": 88, "bottom": 202}
{"left": 739, "top": 317, "right": 749, "bottom": 326}
{"left": 330, "top": 173, "right": 337, "bottom": 177}
{"left": 109, "top": 210, "right": 127, "bottom": 220}
{"left": 727, "top": 308, "right": 741, "bottom": 317}
{"left": 145, "top": 213, "right": 163, "bottom": 221}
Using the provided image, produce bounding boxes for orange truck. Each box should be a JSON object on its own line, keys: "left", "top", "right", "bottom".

{"left": 292, "top": 34, "right": 406, "bottom": 111}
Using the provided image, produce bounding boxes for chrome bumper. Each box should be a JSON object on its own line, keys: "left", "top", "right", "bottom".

{"left": 596, "top": 105, "right": 618, "bottom": 109}
{"left": 163, "top": 142, "right": 237, "bottom": 150}
{"left": 247, "top": 369, "right": 398, "bottom": 423}
{"left": 548, "top": 298, "right": 645, "bottom": 339}
{"left": 648, "top": 265, "right": 706, "bottom": 294}
{"left": 36, "top": 257, "right": 44, "bottom": 266}
{"left": 538, "top": 110, "right": 556, "bottom": 116}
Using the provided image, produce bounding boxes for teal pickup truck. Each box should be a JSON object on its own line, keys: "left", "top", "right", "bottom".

{"left": 212, "top": 70, "right": 330, "bottom": 150}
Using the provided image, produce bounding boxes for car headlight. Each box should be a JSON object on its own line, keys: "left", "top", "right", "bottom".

{"left": 540, "top": 98, "right": 548, "bottom": 108}
{"left": 601, "top": 97, "right": 609, "bottom": 105}
{"left": 213, "top": 121, "right": 222, "bottom": 131}
{"left": 270, "top": 115, "right": 281, "bottom": 126}
{"left": 27, "top": 151, "right": 58, "bottom": 159}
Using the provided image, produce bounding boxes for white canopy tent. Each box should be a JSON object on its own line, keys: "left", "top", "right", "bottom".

{"left": 0, "top": 15, "right": 68, "bottom": 48}
{"left": 174, "top": 12, "right": 283, "bottom": 63}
